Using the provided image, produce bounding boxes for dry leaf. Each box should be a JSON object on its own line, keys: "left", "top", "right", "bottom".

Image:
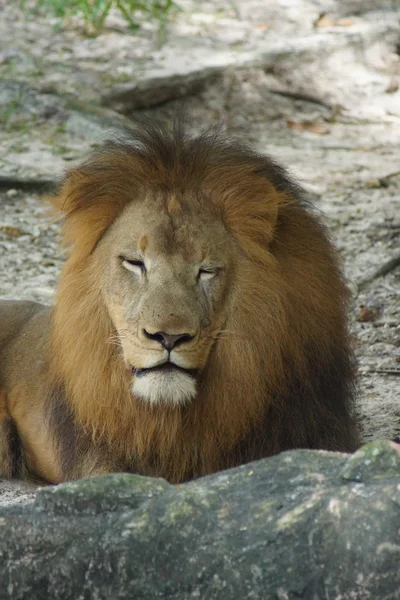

{"left": 254, "top": 22, "right": 270, "bottom": 31}
{"left": 286, "top": 120, "right": 330, "bottom": 135}
{"left": 356, "top": 307, "right": 376, "bottom": 323}
{"left": 356, "top": 302, "right": 380, "bottom": 323}
{"left": 0, "top": 225, "right": 24, "bottom": 238}
{"left": 386, "top": 78, "right": 399, "bottom": 94}
{"left": 305, "top": 122, "right": 330, "bottom": 135}
{"left": 337, "top": 18, "right": 354, "bottom": 27}
{"left": 365, "top": 178, "right": 382, "bottom": 189}
{"left": 315, "top": 15, "right": 354, "bottom": 28}
{"left": 314, "top": 14, "right": 335, "bottom": 28}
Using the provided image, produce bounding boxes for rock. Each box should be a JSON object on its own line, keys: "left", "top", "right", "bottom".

{"left": 100, "top": 21, "right": 398, "bottom": 114}
{"left": 341, "top": 439, "right": 400, "bottom": 481}
{"left": 1, "top": 440, "right": 400, "bottom": 599}
{"left": 0, "top": 479, "right": 37, "bottom": 508}
{"left": 100, "top": 59, "right": 228, "bottom": 113}
{"left": 0, "top": 80, "right": 133, "bottom": 183}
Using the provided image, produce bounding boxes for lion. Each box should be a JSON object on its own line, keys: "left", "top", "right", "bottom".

{"left": 0, "top": 120, "right": 360, "bottom": 484}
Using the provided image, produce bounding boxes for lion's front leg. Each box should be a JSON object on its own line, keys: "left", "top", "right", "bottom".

{"left": 4, "top": 387, "right": 122, "bottom": 484}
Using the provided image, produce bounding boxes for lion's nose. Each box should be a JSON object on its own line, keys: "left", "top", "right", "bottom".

{"left": 143, "top": 330, "right": 194, "bottom": 351}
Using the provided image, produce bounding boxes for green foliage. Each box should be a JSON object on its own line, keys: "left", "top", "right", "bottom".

{"left": 20, "top": 0, "right": 178, "bottom": 36}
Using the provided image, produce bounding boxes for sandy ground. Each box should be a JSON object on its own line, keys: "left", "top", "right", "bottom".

{"left": 0, "top": 0, "right": 399, "bottom": 505}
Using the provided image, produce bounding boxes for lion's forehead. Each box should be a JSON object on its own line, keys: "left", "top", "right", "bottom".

{"left": 111, "top": 198, "right": 231, "bottom": 261}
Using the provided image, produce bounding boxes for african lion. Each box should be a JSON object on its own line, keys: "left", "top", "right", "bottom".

{"left": 0, "top": 121, "right": 360, "bottom": 484}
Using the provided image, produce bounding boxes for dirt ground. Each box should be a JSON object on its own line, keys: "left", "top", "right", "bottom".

{"left": 0, "top": 0, "right": 399, "bottom": 504}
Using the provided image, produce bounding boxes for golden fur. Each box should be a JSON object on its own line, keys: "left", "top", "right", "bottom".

{"left": 0, "top": 120, "right": 360, "bottom": 484}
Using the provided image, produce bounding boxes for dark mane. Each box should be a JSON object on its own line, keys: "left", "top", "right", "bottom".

{"left": 67, "top": 116, "right": 303, "bottom": 198}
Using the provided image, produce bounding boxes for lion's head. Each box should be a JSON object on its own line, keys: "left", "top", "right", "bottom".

{"left": 48, "top": 120, "right": 358, "bottom": 481}
{"left": 95, "top": 189, "right": 236, "bottom": 406}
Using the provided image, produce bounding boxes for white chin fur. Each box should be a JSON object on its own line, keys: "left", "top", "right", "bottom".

{"left": 132, "top": 370, "right": 197, "bottom": 406}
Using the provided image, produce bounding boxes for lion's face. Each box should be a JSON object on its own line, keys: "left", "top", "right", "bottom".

{"left": 96, "top": 192, "right": 237, "bottom": 406}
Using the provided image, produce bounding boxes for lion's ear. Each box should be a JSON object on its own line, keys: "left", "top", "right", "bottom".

{"left": 48, "top": 168, "right": 128, "bottom": 260}
{"left": 223, "top": 180, "right": 285, "bottom": 262}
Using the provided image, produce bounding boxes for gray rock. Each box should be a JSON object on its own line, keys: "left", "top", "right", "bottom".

{"left": 1, "top": 440, "right": 400, "bottom": 599}
{"left": 100, "top": 60, "right": 227, "bottom": 113}
{"left": 0, "top": 80, "right": 133, "bottom": 182}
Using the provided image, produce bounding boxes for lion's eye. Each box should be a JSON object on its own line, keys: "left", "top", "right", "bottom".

{"left": 120, "top": 257, "right": 146, "bottom": 276}
{"left": 198, "top": 267, "right": 219, "bottom": 281}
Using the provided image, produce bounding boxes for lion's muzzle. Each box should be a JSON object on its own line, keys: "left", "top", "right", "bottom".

{"left": 132, "top": 361, "right": 198, "bottom": 407}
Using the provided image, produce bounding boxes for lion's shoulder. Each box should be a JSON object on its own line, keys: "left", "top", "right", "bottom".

{"left": 0, "top": 300, "right": 46, "bottom": 357}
